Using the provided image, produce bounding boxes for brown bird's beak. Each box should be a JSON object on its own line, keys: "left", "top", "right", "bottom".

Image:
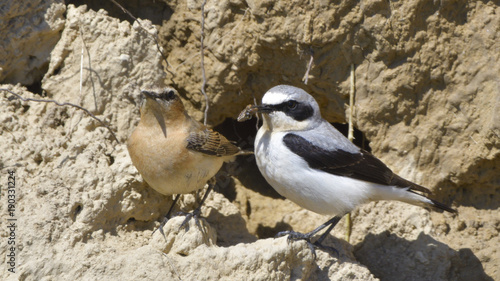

{"left": 141, "top": 90, "right": 160, "bottom": 100}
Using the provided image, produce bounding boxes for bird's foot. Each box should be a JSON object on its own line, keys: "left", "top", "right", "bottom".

{"left": 151, "top": 209, "right": 203, "bottom": 237}
{"left": 175, "top": 180, "right": 213, "bottom": 231}
{"left": 152, "top": 215, "right": 169, "bottom": 237}
{"left": 177, "top": 207, "right": 203, "bottom": 231}
{"left": 152, "top": 194, "right": 181, "bottom": 237}
{"left": 276, "top": 230, "right": 312, "bottom": 240}
{"left": 312, "top": 240, "right": 339, "bottom": 258}
{"left": 275, "top": 230, "right": 339, "bottom": 258}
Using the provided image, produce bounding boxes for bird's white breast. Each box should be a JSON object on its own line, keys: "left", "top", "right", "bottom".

{"left": 255, "top": 128, "right": 379, "bottom": 216}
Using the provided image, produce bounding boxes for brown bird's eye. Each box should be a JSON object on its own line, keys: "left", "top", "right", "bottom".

{"left": 160, "top": 90, "right": 175, "bottom": 100}
{"left": 166, "top": 90, "right": 175, "bottom": 100}
{"left": 287, "top": 100, "right": 298, "bottom": 109}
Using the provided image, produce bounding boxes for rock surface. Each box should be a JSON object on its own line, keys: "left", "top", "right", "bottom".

{"left": 0, "top": 1, "right": 498, "bottom": 280}
{"left": 0, "top": 0, "right": 66, "bottom": 85}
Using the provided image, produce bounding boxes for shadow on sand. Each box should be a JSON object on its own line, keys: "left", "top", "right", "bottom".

{"left": 354, "top": 231, "right": 493, "bottom": 281}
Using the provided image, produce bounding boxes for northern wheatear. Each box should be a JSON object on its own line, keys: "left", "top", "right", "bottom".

{"left": 128, "top": 87, "right": 240, "bottom": 232}
{"left": 240, "top": 85, "right": 456, "bottom": 256}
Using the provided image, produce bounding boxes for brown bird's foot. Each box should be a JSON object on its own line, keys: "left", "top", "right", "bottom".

{"left": 153, "top": 216, "right": 169, "bottom": 237}
{"left": 152, "top": 194, "right": 182, "bottom": 237}
{"left": 275, "top": 216, "right": 342, "bottom": 259}
{"left": 177, "top": 207, "right": 203, "bottom": 231}
{"left": 177, "top": 179, "right": 215, "bottom": 231}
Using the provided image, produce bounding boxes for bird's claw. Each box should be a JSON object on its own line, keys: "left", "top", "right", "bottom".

{"left": 152, "top": 216, "right": 169, "bottom": 237}
{"left": 313, "top": 241, "right": 339, "bottom": 258}
{"left": 275, "top": 230, "right": 338, "bottom": 259}
{"left": 177, "top": 208, "right": 202, "bottom": 231}
{"left": 151, "top": 208, "right": 204, "bottom": 236}
{"left": 276, "top": 230, "right": 312, "bottom": 241}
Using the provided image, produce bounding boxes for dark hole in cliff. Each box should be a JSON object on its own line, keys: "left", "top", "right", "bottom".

{"left": 213, "top": 117, "right": 371, "bottom": 202}
{"left": 33, "top": 153, "right": 43, "bottom": 165}
{"left": 214, "top": 117, "right": 282, "bottom": 202}
{"left": 26, "top": 79, "right": 43, "bottom": 96}
{"left": 72, "top": 203, "right": 83, "bottom": 221}
{"left": 21, "top": 105, "right": 30, "bottom": 113}
{"left": 67, "top": 0, "right": 173, "bottom": 25}
{"left": 52, "top": 64, "right": 62, "bottom": 76}
{"left": 106, "top": 153, "right": 115, "bottom": 166}
{"left": 245, "top": 199, "right": 251, "bottom": 217}
{"left": 331, "top": 122, "right": 371, "bottom": 152}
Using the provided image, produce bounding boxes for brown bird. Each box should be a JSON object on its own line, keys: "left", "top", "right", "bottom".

{"left": 127, "top": 87, "right": 240, "bottom": 232}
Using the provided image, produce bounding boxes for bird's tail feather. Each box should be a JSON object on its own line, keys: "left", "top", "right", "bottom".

{"left": 408, "top": 190, "right": 457, "bottom": 213}
{"left": 428, "top": 197, "right": 457, "bottom": 213}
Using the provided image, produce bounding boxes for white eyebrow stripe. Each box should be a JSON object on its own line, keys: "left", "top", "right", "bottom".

{"left": 262, "top": 91, "right": 289, "bottom": 105}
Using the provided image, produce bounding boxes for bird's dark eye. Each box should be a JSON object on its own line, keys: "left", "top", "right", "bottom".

{"left": 161, "top": 90, "right": 175, "bottom": 100}
{"left": 287, "top": 100, "right": 298, "bottom": 109}
{"left": 166, "top": 90, "right": 175, "bottom": 100}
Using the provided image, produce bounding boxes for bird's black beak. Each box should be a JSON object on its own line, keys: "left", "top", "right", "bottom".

{"left": 253, "top": 104, "right": 275, "bottom": 114}
{"left": 141, "top": 90, "right": 159, "bottom": 100}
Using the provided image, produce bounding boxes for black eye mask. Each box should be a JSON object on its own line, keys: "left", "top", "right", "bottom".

{"left": 265, "top": 100, "right": 314, "bottom": 121}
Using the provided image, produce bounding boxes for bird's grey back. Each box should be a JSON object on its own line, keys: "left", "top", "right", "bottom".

{"left": 291, "top": 121, "right": 360, "bottom": 154}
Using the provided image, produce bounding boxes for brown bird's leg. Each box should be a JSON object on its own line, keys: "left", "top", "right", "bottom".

{"left": 178, "top": 178, "right": 215, "bottom": 230}
{"left": 153, "top": 194, "right": 181, "bottom": 236}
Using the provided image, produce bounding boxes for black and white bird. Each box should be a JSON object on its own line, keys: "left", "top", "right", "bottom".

{"left": 243, "top": 85, "right": 456, "bottom": 255}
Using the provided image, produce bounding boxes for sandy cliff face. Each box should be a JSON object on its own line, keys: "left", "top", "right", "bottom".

{"left": 0, "top": 1, "right": 498, "bottom": 280}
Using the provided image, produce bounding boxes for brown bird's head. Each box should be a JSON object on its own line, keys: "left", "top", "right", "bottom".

{"left": 140, "top": 87, "right": 187, "bottom": 122}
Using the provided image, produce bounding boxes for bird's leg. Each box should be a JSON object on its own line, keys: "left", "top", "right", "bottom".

{"left": 312, "top": 216, "right": 341, "bottom": 256}
{"left": 178, "top": 179, "right": 215, "bottom": 230}
{"left": 275, "top": 216, "right": 342, "bottom": 258}
{"left": 153, "top": 194, "right": 181, "bottom": 236}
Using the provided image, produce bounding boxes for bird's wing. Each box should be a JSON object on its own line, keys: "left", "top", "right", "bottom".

{"left": 283, "top": 133, "right": 431, "bottom": 193}
{"left": 187, "top": 128, "right": 240, "bottom": 157}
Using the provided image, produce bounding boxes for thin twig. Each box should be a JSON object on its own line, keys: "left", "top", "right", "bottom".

{"left": 80, "top": 31, "right": 84, "bottom": 97}
{"left": 109, "top": 0, "right": 175, "bottom": 77}
{"left": 348, "top": 64, "right": 355, "bottom": 141}
{"left": 345, "top": 63, "right": 355, "bottom": 243}
{"left": 200, "top": 0, "right": 209, "bottom": 126}
{"left": 109, "top": 0, "right": 138, "bottom": 22}
{"left": 253, "top": 95, "right": 260, "bottom": 132}
{"left": 172, "top": 8, "right": 250, "bottom": 71}
{"left": 1, "top": 89, "right": 119, "bottom": 143}
{"left": 303, "top": 48, "right": 314, "bottom": 85}
{"left": 492, "top": 129, "right": 500, "bottom": 140}
{"left": 79, "top": 25, "right": 98, "bottom": 111}
{"left": 161, "top": 252, "right": 182, "bottom": 281}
